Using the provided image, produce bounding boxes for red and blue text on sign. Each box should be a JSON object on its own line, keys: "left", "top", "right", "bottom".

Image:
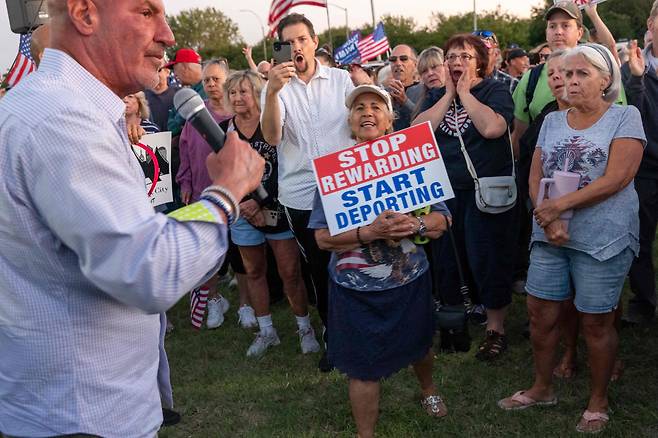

{"left": 312, "top": 122, "right": 455, "bottom": 235}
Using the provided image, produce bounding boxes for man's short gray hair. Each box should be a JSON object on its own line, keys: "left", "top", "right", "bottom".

{"left": 564, "top": 43, "right": 621, "bottom": 103}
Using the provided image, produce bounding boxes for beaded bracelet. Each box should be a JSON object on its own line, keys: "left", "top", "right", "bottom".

{"left": 202, "top": 185, "right": 240, "bottom": 217}
{"left": 200, "top": 192, "right": 238, "bottom": 226}
{"left": 356, "top": 226, "right": 366, "bottom": 246}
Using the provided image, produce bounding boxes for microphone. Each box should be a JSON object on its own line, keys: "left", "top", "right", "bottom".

{"left": 173, "top": 88, "right": 269, "bottom": 204}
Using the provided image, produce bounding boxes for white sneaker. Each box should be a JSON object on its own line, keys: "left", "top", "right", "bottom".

{"left": 298, "top": 326, "right": 321, "bottom": 354}
{"left": 207, "top": 296, "right": 229, "bottom": 329}
{"left": 237, "top": 305, "right": 258, "bottom": 329}
{"left": 218, "top": 295, "right": 230, "bottom": 313}
{"left": 246, "top": 330, "right": 280, "bottom": 357}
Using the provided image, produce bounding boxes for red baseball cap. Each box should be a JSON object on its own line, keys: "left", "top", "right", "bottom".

{"left": 166, "top": 48, "right": 201, "bottom": 68}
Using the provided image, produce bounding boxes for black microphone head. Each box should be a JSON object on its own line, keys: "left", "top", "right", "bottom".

{"left": 173, "top": 88, "right": 205, "bottom": 121}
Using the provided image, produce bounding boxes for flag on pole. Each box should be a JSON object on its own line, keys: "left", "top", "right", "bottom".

{"left": 268, "top": 0, "right": 328, "bottom": 37}
{"left": 190, "top": 287, "right": 209, "bottom": 330}
{"left": 334, "top": 31, "right": 361, "bottom": 65}
{"left": 357, "top": 22, "right": 390, "bottom": 62}
{"left": 4, "top": 33, "right": 36, "bottom": 88}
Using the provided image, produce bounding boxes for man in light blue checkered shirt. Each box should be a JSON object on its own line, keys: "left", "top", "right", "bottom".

{"left": 0, "top": 1, "right": 264, "bottom": 437}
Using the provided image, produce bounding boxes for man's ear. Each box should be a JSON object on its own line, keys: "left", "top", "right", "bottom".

{"left": 68, "top": 0, "right": 98, "bottom": 36}
{"left": 313, "top": 35, "right": 320, "bottom": 51}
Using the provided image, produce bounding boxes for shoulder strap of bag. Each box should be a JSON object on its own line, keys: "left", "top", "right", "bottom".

{"left": 524, "top": 63, "right": 544, "bottom": 122}
{"left": 446, "top": 223, "right": 472, "bottom": 310}
{"left": 453, "top": 100, "right": 515, "bottom": 182}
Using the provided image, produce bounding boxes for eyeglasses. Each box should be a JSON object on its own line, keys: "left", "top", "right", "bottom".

{"left": 389, "top": 55, "right": 413, "bottom": 63}
{"left": 539, "top": 53, "right": 550, "bottom": 61}
{"left": 446, "top": 53, "right": 476, "bottom": 63}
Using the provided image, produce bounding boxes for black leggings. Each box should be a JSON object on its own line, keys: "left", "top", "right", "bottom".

{"left": 284, "top": 206, "right": 331, "bottom": 332}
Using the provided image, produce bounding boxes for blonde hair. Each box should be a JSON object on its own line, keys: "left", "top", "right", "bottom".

{"left": 417, "top": 46, "right": 444, "bottom": 75}
{"left": 127, "top": 91, "right": 150, "bottom": 119}
{"left": 651, "top": 0, "right": 658, "bottom": 19}
{"left": 222, "top": 70, "right": 264, "bottom": 113}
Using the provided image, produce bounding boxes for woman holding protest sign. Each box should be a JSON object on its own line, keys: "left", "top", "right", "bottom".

{"left": 309, "top": 84, "right": 451, "bottom": 437}
{"left": 413, "top": 33, "right": 516, "bottom": 361}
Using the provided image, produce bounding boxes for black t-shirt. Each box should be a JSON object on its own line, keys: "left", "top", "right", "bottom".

{"left": 145, "top": 86, "right": 179, "bottom": 132}
{"left": 219, "top": 117, "right": 288, "bottom": 233}
{"left": 420, "top": 78, "right": 515, "bottom": 190}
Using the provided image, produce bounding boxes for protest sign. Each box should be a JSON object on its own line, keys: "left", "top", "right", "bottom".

{"left": 334, "top": 31, "right": 361, "bottom": 65}
{"left": 559, "top": 0, "right": 608, "bottom": 9}
{"left": 131, "top": 131, "right": 173, "bottom": 207}
{"left": 312, "top": 122, "right": 454, "bottom": 236}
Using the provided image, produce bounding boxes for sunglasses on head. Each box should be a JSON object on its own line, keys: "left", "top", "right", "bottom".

{"left": 473, "top": 30, "right": 498, "bottom": 45}
{"left": 389, "top": 55, "right": 412, "bottom": 63}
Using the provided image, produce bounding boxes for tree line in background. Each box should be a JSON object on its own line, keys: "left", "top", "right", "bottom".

{"left": 166, "top": 0, "right": 652, "bottom": 71}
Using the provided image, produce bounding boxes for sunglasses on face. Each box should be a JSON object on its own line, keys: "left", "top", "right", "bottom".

{"left": 389, "top": 55, "right": 413, "bottom": 63}
{"left": 539, "top": 53, "right": 550, "bottom": 61}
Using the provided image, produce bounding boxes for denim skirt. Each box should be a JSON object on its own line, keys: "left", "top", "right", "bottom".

{"left": 327, "top": 270, "right": 434, "bottom": 381}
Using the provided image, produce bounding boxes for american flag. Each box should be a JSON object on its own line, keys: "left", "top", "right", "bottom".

{"left": 268, "top": 0, "right": 327, "bottom": 37}
{"left": 4, "top": 33, "right": 36, "bottom": 88}
{"left": 358, "top": 22, "right": 390, "bottom": 62}
{"left": 190, "top": 287, "right": 209, "bottom": 330}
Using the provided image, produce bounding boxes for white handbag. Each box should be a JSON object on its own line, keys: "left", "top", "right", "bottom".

{"left": 452, "top": 100, "right": 517, "bottom": 214}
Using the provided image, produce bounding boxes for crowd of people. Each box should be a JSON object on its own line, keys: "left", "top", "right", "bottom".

{"left": 1, "top": 0, "right": 658, "bottom": 436}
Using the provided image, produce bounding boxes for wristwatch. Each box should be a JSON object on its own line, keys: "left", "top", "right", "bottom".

{"left": 416, "top": 215, "right": 427, "bottom": 237}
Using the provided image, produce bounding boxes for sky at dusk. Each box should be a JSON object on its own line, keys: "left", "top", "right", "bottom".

{"left": 0, "top": 0, "right": 543, "bottom": 74}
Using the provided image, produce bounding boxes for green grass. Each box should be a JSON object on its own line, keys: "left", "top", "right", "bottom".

{"left": 160, "top": 283, "right": 658, "bottom": 438}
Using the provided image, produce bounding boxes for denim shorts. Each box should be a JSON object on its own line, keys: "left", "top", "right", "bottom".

{"left": 525, "top": 242, "right": 635, "bottom": 314}
{"left": 230, "top": 216, "right": 294, "bottom": 246}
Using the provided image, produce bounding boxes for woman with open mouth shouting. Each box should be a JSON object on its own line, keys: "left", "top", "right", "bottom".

{"left": 413, "top": 33, "right": 517, "bottom": 362}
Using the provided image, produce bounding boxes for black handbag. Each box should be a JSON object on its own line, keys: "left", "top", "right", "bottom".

{"left": 435, "top": 224, "right": 473, "bottom": 352}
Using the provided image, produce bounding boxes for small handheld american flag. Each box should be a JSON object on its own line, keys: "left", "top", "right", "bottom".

{"left": 4, "top": 33, "right": 36, "bottom": 88}
{"left": 190, "top": 287, "right": 209, "bottom": 330}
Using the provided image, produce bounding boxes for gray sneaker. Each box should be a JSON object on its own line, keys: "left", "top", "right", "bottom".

{"left": 298, "top": 326, "right": 321, "bottom": 354}
{"left": 246, "top": 330, "right": 280, "bottom": 357}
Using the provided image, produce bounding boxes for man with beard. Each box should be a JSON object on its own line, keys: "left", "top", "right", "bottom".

{"left": 261, "top": 13, "right": 354, "bottom": 372}
{"left": 387, "top": 44, "right": 419, "bottom": 131}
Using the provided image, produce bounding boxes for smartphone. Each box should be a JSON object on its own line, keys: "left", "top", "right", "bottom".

{"left": 262, "top": 208, "right": 280, "bottom": 227}
{"left": 272, "top": 41, "right": 292, "bottom": 65}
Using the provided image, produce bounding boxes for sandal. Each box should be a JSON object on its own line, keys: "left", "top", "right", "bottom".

{"left": 420, "top": 394, "right": 448, "bottom": 418}
{"left": 553, "top": 361, "right": 577, "bottom": 379}
{"left": 475, "top": 330, "right": 507, "bottom": 362}
{"left": 497, "top": 390, "right": 558, "bottom": 411}
{"left": 576, "top": 410, "right": 609, "bottom": 434}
